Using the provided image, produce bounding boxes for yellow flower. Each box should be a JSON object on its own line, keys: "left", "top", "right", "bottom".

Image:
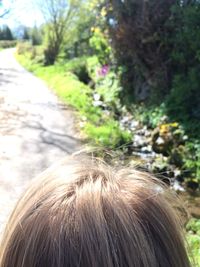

{"left": 100, "top": 7, "right": 107, "bottom": 17}
{"left": 170, "top": 122, "right": 179, "bottom": 128}
{"left": 160, "top": 124, "right": 169, "bottom": 134}
{"left": 94, "top": 27, "right": 101, "bottom": 34}
{"left": 159, "top": 122, "right": 179, "bottom": 135}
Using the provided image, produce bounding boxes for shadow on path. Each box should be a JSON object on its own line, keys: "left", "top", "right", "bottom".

{"left": 23, "top": 120, "right": 82, "bottom": 154}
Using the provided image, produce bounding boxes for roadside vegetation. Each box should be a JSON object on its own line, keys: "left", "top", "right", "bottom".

{"left": 16, "top": 43, "right": 131, "bottom": 149}
{"left": 0, "top": 24, "right": 16, "bottom": 49}
{"left": 4, "top": 0, "right": 199, "bottom": 264}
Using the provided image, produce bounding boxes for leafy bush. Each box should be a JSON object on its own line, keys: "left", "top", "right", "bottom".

{"left": 86, "top": 56, "right": 101, "bottom": 82}
{"left": 16, "top": 42, "right": 33, "bottom": 55}
{"left": 87, "top": 56, "right": 121, "bottom": 111}
{"left": 133, "top": 103, "right": 166, "bottom": 129}
{"left": 16, "top": 43, "right": 45, "bottom": 65}
{"left": 30, "top": 46, "right": 45, "bottom": 65}
{"left": 89, "top": 28, "right": 111, "bottom": 64}
{"left": 166, "top": 3, "right": 200, "bottom": 131}
{"left": 184, "top": 141, "right": 200, "bottom": 182}
{"left": 31, "top": 26, "right": 43, "bottom": 46}
{"left": 0, "top": 25, "right": 13, "bottom": 40}
{"left": 0, "top": 40, "right": 17, "bottom": 48}
{"left": 65, "top": 57, "right": 90, "bottom": 84}
{"left": 105, "top": 0, "right": 200, "bottom": 128}
{"left": 166, "top": 69, "right": 200, "bottom": 136}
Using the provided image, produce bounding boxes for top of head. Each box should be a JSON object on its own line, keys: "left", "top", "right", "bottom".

{"left": 0, "top": 155, "right": 191, "bottom": 267}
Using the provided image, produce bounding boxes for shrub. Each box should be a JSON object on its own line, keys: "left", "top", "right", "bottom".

{"left": 184, "top": 141, "right": 200, "bottom": 182}
{"left": 163, "top": 3, "right": 200, "bottom": 136}
{"left": 16, "top": 43, "right": 45, "bottom": 65}
{"left": 89, "top": 28, "right": 111, "bottom": 64}
{"left": 31, "top": 26, "right": 43, "bottom": 46}
{"left": 133, "top": 103, "right": 166, "bottom": 129}
{"left": 166, "top": 69, "right": 200, "bottom": 135}
{"left": 86, "top": 56, "right": 101, "bottom": 82}
{"left": 30, "top": 46, "right": 45, "bottom": 65}
{"left": 65, "top": 57, "right": 90, "bottom": 84}
{"left": 16, "top": 42, "right": 33, "bottom": 55}
{"left": 87, "top": 56, "right": 122, "bottom": 112}
{"left": 0, "top": 40, "right": 17, "bottom": 48}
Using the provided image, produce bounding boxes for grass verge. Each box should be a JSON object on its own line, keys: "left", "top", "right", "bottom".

{"left": 16, "top": 52, "right": 131, "bottom": 148}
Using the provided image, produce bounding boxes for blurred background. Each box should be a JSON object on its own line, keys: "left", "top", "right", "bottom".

{"left": 0, "top": 0, "right": 200, "bottom": 265}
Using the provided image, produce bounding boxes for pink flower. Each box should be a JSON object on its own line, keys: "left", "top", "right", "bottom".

{"left": 98, "top": 65, "right": 109, "bottom": 77}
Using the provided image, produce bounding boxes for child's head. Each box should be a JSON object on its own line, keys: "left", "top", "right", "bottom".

{"left": 0, "top": 156, "right": 191, "bottom": 267}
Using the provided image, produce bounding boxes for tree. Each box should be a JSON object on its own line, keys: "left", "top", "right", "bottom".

{"left": 22, "top": 27, "right": 30, "bottom": 40}
{"left": 106, "top": 0, "right": 177, "bottom": 102}
{"left": 63, "top": 1, "right": 97, "bottom": 58}
{"left": 31, "top": 26, "right": 42, "bottom": 45}
{"left": 4, "top": 25, "right": 13, "bottom": 40}
{"left": 0, "top": 1, "right": 9, "bottom": 18}
{"left": 39, "top": 0, "right": 84, "bottom": 65}
{"left": 0, "top": 25, "right": 13, "bottom": 40}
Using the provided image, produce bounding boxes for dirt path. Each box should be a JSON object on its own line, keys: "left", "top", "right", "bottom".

{"left": 0, "top": 49, "right": 81, "bottom": 233}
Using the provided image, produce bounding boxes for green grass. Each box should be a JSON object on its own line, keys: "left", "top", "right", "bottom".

{"left": 16, "top": 52, "right": 131, "bottom": 148}
{"left": 186, "top": 218, "right": 200, "bottom": 266}
{"left": 84, "top": 120, "right": 131, "bottom": 148}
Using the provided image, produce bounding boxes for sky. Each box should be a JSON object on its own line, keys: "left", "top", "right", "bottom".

{"left": 0, "top": 0, "right": 44, "bottom": 28}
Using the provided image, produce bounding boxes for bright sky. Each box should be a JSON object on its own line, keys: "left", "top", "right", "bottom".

{"left": 0, "top": 0, "right": 44, "bottom": 28}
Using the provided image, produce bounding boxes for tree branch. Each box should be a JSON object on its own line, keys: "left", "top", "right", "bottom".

{"left": 0, "top": 9, "right": 10, "bottom": 18}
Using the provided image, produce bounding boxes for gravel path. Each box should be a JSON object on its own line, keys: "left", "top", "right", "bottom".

{"left": 0, "top": 49, "right": 81, "bottom": 233}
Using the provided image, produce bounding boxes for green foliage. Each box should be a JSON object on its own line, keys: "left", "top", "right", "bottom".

{"left": 22, "top": 27, "right": 30, "bottom": 40}
{"left": 63, "top": 1, "right": 95, "bottom": 59}
{"left": 0, "top": 40, "right": 16, "bottom": 48}
{"left": 89, "top": 29, "right": 111, "bottom": 64}
{"left": 97, "top": 72, "right": 120, "bottom": 103}
{"left": 169, "top": 4, "right": 200, "bottom": 70}
{"left": 16, "top": 43, "right": 45, "bottom": 65}
{"left": 31, "top": 26, "right": 43, "bottom": 46}
{"left": 186, "top": 218, "right": 200, "bottom": 234}
{"left": 184, "top": 141, "right": 200, "bottom": 182}
{"left": 40, "top": 0, "right": 85, "bottom": 64}
{"left": 166, "top": 69, "right": 200, "bottom": 136}
{"left": 106, "top": 0, "right": 176, "bottom": 102}
{"left": 87, "top": 56, "right": 121, "bottom": 110}
{"left": 106, "top": 0, "right": 200, "bottom": 136}
{"left": 167, "top": 73, "right": 198, "bottom": 120}
{"left": 31, "top": 46, "right": 45, "bottom": 65}
{"left": 186, "top": 218, "right": 200, "bottom": 266}
{"left": 64, "top": 57, "right": 90, "bottom": 84}
{"left": 164, "top": 3, "right": 200, "bottom": 136}
{"left": 84, "top": 120, "right": 131, "bottom": 148}
{"left": 16, "top": 42, "right": 33, "bottom": 55}
{"left": 0, "top": 25, "right": 13, "bottom": 40}
{"left": 133, "top": 104, "right": 166, "bottom": 129}
{"left": 86, "top": 56, "right": 101, "bottom": 82}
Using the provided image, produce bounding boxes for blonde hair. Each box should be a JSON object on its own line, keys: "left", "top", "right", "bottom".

{"left": 0, "top": 156, "right": 191, "bottom": 267}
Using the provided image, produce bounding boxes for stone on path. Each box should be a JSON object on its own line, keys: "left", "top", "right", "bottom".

{"left": 0, "top": 49, "right": 81, "bottom": 234}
